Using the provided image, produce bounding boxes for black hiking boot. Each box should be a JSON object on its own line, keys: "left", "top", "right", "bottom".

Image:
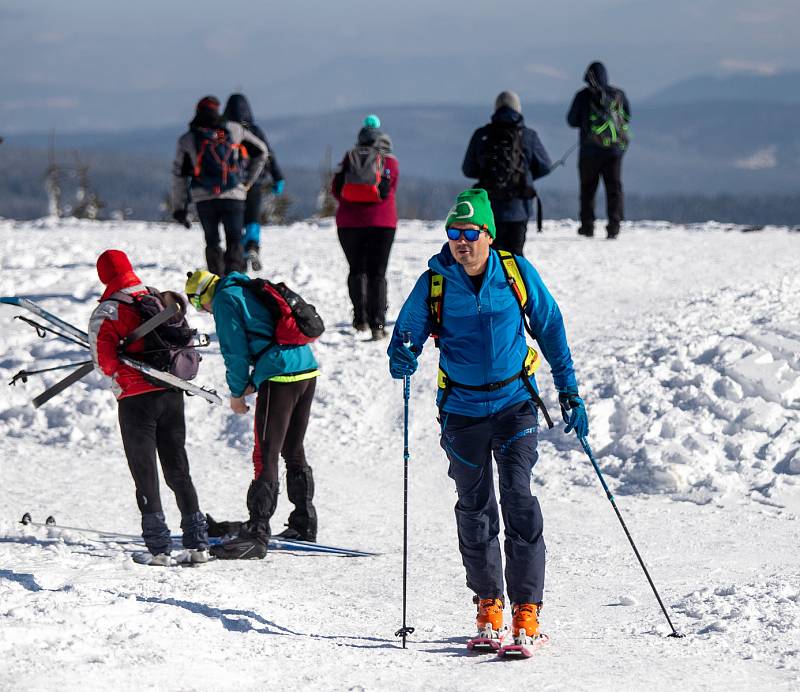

{"left": 210, "top": 535, "right": 268, "bottom": 560}
{"left": 275, "top": 525, "right": 317, "bottom": 542}
{"left": 205, "top": 513, "right": 244, "bottom": 538}
{"left": 577, "top": 225, "right": 594, "bottom": 237}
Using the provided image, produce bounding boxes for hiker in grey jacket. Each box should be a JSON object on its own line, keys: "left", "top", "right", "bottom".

{"left": 171, "top": 96, "right": 268, "bottom": 275}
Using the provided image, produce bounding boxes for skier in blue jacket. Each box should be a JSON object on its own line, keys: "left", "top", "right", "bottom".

{"left": 186, "top": 269, "right": 320, "bottom": 559}
{"left": 387, "top": 188, "right": 588, "bottom": 645}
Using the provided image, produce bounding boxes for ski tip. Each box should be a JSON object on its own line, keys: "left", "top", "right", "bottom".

{"left": 20, "top": 512, "right": 32, "bottom": 525}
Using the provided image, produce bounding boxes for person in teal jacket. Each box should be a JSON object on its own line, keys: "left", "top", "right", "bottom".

{"left": 386, "top": 188, "right": 588, "bottom": 644}
{"left": 186, "top": 269, "right": 320, "bottom": 559}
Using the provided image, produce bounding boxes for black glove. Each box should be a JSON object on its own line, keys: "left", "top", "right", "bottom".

{"left": 172, "top": 209, "right": 191, "bottom": 229}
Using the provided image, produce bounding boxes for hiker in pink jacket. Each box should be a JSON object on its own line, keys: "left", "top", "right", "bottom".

{"left": 332, "top": 115, "right": 399, "bottom": 340}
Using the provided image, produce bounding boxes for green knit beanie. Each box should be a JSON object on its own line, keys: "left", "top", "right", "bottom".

{"left": 445, "top": 188, "right": 496, "bottom": 238}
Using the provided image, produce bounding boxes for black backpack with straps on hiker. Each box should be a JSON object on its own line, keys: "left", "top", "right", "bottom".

{"left": 191, "top": 126, "right": 243, "bottom": 196}
{"left": 478, "top": 123, "right": 536, "bottom": 201}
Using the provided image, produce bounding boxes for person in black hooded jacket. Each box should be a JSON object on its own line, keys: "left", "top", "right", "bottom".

{"left": 567, "top": 62, "right": 631, "bottom": 239}
{"left": 223, "top": 94, "right": 285, "bottom": 271}
{"left": 462, "top": 91, "right": 552, "bottom": 256}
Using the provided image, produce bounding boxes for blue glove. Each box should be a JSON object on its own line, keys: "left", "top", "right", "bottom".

{"left": 559, "top": 389, "right": 589, "bottom": 438}
{"left": 389, "top": 343, "right": 418, "bottom": 380}
{"left": 272, "top": 179, "right": 285, "bottom": 195}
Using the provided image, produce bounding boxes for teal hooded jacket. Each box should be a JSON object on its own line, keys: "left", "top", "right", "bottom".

{"left": 212, "top": 272, "right": 319, "bottom": 396}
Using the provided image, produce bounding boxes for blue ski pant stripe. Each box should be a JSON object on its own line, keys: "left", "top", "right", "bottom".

{"left": 439, "top": 399, "right": 544, "bottom": 605}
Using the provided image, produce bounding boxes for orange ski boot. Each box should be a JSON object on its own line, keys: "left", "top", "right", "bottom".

{"left": 475, "top": 597, "right": 504, "bottom": 638}
{"left": 511, "top": 603, "right": 541, "bottom": 643}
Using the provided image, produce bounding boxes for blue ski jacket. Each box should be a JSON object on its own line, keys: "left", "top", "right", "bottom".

{"left": 388, "top": 246, "right": 577, "bottom": 416}
{"left": 212, "top": 272, "right": 319, "bottom": 397}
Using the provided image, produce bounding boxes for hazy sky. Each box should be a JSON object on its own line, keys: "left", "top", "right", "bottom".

{"left": 2, "top": 0, "right": 799, "bottom": 132}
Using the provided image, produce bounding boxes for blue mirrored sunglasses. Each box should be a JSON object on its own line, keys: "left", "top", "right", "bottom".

{"left": 446, "top": 227, "right": 482, "bottom": 242}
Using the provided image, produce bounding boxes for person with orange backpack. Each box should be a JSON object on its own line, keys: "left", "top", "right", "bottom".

{"left": 171, "top": 96, "right": 268, "bottom": 275}
{"left": 332, "top": 115, "right": 399, "bottom": 340}
{"left": 185, "top": 269, "right": 322, "bottom": 559}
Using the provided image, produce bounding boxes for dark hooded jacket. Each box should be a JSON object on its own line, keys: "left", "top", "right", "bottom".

{"left": 462, "top": 106, "right": 552, "bottom": 223}
{"left": 223, "top": 94, "right": 284, "bottom": 184}
{"left": 567, "top": 62, "right": 631, "bottom": 156}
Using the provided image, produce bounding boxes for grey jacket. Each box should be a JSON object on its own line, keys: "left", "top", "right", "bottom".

{"left": 171, "top": 121, "right": 268, "bottom": 209}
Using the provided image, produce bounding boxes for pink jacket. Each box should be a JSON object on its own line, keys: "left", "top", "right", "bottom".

{"left": 333, "top": 154, "right": 399, "bottom": 229}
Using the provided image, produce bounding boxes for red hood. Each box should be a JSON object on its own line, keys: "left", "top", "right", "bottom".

{"left": 97, "top": 249, "right": 143, "bottom": 300}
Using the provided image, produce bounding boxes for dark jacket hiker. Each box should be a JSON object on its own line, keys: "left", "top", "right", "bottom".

{"left": 567, "top": 63, "right": 631, "bottom": 238}
{"left": 462, "top": 92, "right": 552, "bottom": 255}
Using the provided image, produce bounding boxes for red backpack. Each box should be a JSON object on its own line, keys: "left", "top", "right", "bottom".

{"left": 341, "top": 146, "right": 384, "bottom": 203}
{"left": 234, "top": 278, "right": 324, "bottom": 345}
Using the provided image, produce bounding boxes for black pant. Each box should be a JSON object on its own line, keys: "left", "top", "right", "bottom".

{"left": 246, "top": 378, "right": 317, "bottom": 539}
{"left": 337, "top": 226, "right": 396, "bottom": 328}
{"left": 244, "top": 185, "right": 263, "bottom": 227}
{"left": 118, "top": 390, "right": 200, "bottom": 517}
{"left": 579, "top": 152, "right": 624, "bottom": 236}
{"left": 493, "top": 221, "right": 528, "bottom": 256}
{"left": 196, "top": 198, "right": 245, "bottom": 275}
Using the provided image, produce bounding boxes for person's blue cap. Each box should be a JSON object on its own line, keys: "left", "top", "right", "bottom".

{"left": 363, "top": 114, "right": 381, "bottom": 129}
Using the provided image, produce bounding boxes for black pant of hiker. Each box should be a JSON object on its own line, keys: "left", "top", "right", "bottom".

{"left": 493, "top": 221, "right": 528, "bottom": 256}
{"left": 579, "top": 151, "right": 624, "bottom": 237}
{"left": 245, "top": 378, "right": 317, "bottom": 542}
{"left": 196, "top": 198, "right": 245, "bottom": 275}
{"left": 440, "top": 400, "right": 544, "bottom": 605}
{"left": 118, "top": 390, "right": 207, "bottom": 555}
{"left": 337, "top": 227, "right": 396, "bottom": 329}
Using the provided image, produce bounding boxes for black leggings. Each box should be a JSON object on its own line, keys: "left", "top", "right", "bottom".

{"left": 337, "top": 226, "right": 396, "bottom": 328}
{"left": 252, "top": 378, "right": 316, "bottom": 484}
{"left": 118, "top": 390, "right": 200, "bottom": 516}
{"left": 196, "top": 198, "right": 245, "bottom": 275}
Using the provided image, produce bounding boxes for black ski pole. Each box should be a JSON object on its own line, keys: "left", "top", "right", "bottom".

{"left": 395, "top": 333, "right": 415, "bottom": 648}
{"left": 10, "top": 359, "right": 92, "bottom": 386}
{"left": 578, "top": 435, "right": 683, "bottom": 637}
{"left": 551, "top": 142, "right": 579, "bottom": 169}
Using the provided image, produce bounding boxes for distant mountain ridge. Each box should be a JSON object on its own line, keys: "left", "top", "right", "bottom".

{"left": 646, "top": 71, "right": 800, "bottom": 104}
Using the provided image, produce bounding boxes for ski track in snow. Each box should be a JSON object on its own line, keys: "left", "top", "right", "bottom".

{"left": 0, "top": 217, "right": 799, "bottom": 690}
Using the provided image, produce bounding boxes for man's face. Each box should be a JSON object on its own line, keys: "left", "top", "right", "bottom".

{"left": 447, "top": 222, "right": 493, "bottom": 269}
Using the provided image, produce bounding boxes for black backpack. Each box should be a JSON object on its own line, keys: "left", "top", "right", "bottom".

{"left": 479, "top": 123, "right": 535, "bottom": 201}
{"left": 117, "top": 289, "right": 201, "bottom": 380}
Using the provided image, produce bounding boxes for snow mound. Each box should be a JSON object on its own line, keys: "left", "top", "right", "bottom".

{"left": 674, "top": 575, "right": 800, "bottom": 671}
{"left": 584, "top": 278, "right": 800, "bottom": 503}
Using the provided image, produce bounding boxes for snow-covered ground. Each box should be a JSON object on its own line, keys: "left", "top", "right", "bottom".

{"left": 0, "top": 217, "right": 798, "bottom": 691}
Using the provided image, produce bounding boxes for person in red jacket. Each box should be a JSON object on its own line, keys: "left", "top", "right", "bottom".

{"left": 88, "top": 249, "right": 209, "bottom": 566}
{"left": 332, "top": 115, "right": 399, "bottom": 340}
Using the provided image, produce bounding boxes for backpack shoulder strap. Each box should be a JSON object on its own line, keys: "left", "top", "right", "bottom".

{"left": 427, "top": 270, "right": 445, "bottom": 348}
{"left": 497, "top": 250, "right": 528, "bottom": 309}
{"left": 497, "top": 250, "right": 538, "bottom": 340}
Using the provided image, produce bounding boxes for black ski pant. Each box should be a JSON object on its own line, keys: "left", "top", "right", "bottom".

{"left": 440, "top": 399, "right": 544, "bottom": 605}
{"left": 196, "top": 198, "right": 245, "bottom": 275}
{"left": 246, "top": 378, "right": 317, "bottom": 540}
{"left": 337, "top": 226, "right": 396, "bottom": 329}
{"left": 118, "top": 390, "right": 206, "bottom": 554}
{"left": 579, "top": 151, "right": 624, "bottom": 236}
{"left": 493, "top": 221, "right": 528, "bottom": 256}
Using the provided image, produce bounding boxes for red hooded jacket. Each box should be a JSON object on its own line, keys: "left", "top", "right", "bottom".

{"left": 89, "top": 250, "right": 164, "bottom": 399}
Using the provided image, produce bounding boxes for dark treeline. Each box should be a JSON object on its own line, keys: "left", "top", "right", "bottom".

{"left": 1, "top": 146, "right": 798, "bottom": 226}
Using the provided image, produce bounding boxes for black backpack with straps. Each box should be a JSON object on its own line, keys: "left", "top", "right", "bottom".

{"left": 478, "top": 123, "right": 536, "bottom": 201}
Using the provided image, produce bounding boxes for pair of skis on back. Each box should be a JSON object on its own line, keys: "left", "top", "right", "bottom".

{"left": 1, "top": 296, "right": 222, "bottom": 405}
